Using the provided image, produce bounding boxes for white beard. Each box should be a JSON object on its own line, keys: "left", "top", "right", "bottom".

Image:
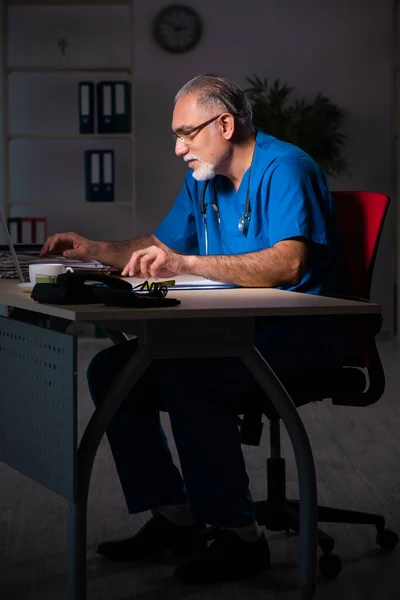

{"left": 192, "top": 161, "right": 216, "bottom": 181}
{"left": 184, "top": 155, "right": 216, "bottom": 181}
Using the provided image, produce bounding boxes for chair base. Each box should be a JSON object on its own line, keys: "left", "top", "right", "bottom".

{"left": 198, "top": 495, "right": 397, "bottom": 580}
{"left": 250, "top": 456, "right": 399, "bottom": 577}
{"left": 254, "top": 498, "right": 386, "bottom": 556}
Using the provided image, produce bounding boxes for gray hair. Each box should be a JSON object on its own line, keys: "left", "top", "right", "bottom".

{"left": 175, "top": 73, "right": 254, "bottom": 136}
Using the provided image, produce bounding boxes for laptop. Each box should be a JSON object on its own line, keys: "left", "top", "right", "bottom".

{"left": 0, "top": 207, "right": 26, "bottom": 283}
{"left": 0, "top": 209, "right": 120, "bottom": 284}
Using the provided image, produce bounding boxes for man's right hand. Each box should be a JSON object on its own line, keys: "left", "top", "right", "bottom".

{"left": 40, "top": 232, "right": 98, "bottom": 262}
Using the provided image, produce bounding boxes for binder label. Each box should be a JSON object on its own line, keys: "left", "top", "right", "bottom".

{"left": 115, "top": 83, "right": 125, "bottom": 114}
{"left": 103, "top": 152, "right": 113, "bottom": 184}
{"left": 80, "top": 85, "right": 90, "bottom": 116}
{"left": 103, "top": 85, "right": 112, "bottom": 117}
{"left": 91, "top": 153, "right": 100, "bottom": 185}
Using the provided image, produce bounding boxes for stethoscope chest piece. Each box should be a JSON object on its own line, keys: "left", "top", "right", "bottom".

{"left": 238, "top": 212, "right": 251, "bottom": 234}
{"left": 201, "top": 178, "right": 252, "bottom": 235}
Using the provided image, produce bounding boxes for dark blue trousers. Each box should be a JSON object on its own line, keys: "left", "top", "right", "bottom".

{"left": 87, "top": 317, "right": 347, "bottom": 527}
{"left": 87, "top": 340, "right": 258, "bottom": 526}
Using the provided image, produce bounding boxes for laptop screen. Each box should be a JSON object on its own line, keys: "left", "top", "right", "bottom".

{"left": 0, "top": 208, "right": 25, "bottom": 282}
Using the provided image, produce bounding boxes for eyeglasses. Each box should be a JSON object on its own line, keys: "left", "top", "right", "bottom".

{"left": 172, "top": 113, "right": 223, "bottom": 144}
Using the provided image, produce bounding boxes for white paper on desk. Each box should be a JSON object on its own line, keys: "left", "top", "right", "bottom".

{"left": 128, "top": 274, "right": 237, "bottom": 290}
{"left": 173, "top": 277, "right": 236, "bottom": 290}
{"left": 26, "top": 256, "right": 113, "bottom": 270}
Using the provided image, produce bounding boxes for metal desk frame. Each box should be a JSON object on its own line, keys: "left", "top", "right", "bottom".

{"left": 0, "top": 281, "right": 381, "bottom": 600}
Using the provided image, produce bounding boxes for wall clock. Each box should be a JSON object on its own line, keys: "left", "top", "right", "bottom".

{"left": 152, "top": 4, "right": 203, "bottom": 54}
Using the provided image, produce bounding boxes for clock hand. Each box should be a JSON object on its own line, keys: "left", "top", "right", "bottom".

{"left": 164, "top": 17, "right": 181, "bottom": 30}
{"left": 164, "top": 16, "right": 191, "bottom": 32}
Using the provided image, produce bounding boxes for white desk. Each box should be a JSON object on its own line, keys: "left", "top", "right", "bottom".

{"left": 0, "top": 280, "right": 380, "bottom": 600}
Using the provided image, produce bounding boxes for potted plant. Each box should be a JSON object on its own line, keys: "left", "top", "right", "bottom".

{"left": 244, "top": 76, "right": 348, "bottom": 177}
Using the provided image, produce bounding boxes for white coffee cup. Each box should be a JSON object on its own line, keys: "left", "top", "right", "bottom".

{"left": 29, "top": 263, "right": 74, "bottom": 284}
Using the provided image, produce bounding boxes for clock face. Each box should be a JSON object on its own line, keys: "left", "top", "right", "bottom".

{"left": 153, "top": 4, "right": 203, "bottom": 54}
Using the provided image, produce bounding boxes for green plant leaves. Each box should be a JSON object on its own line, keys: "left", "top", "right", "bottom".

{"left": 244, "top": 76, "right": 348, "bottom": 177}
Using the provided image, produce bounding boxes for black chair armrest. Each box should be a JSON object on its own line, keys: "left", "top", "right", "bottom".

{"left": 331, "top": 338, "right": 385, "bottom": 407}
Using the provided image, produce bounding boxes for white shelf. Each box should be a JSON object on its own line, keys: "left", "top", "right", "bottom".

{"left": 11, "top": 202, "right": 132, "bottom": 208}
{"left": 8, "top": 66, "right": 131, "bottom": 73}
{"left": 7, "top": 1, "right": 130, "bottom": 5}
{"left": 9, "top": 134, "right": 133, "bottom": 140}
{"left": 1, "top": 0, "right": 135, "bottom": 241}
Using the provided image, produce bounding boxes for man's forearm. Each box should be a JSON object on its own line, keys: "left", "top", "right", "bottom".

{"left": 186, "top": 244, "right": 306, "bottom": 287}
{"left": 94, "top": 234, "right": 158, "bottom": 269}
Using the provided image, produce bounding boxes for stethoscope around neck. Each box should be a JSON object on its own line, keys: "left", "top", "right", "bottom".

{"left": 200, "top": 170, "right": 252, "bottom": 255}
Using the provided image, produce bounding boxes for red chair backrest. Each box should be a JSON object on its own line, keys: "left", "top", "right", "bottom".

{"left": 331, "top": 191, "right": 390, "bottom": 300}
{"left": 331, "top": 191, "right": 390, "bottom": 366}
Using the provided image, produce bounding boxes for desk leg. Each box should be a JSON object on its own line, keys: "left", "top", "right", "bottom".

{"left": 241, "top": 346, "right": 317, "bottom": 600}
{"left": 67, "top": 501, "right": 86, "bottom": 600}
{"left": 67, "top": 347, "right": 153, "bottom": 600}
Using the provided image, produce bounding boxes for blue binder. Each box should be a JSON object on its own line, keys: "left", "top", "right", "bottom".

{"left": 97, "top": 82, "right": 115, "bottom": 134}
{"left": 114, "top": 81, "right": 131, "bottom": 133}
{"left": 85, "top": 150, "right": 115, "bottom": 202}
{"left": 78, "top": 81, "right": 95, "bottom": 134}
{"left": 101, "top": 150, "right": 115, "bottom": 202}
{"left": 7, "top": 217, "right": 21, "bottom": 243}
{"left": 97, "top": 81, "right": 131, "bottom": 134}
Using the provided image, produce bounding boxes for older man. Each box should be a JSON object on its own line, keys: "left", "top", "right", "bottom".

{"left": 41, "top": 74, "right": 347, "bottom": 584}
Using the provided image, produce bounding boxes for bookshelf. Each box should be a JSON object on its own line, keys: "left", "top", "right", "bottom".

{"left": 0, "top": 0, "right": 135, "bottom": 243}
{"left": 9, "top": 134, "right": 133, "bottom": 140}
{"left": 8, "top": 66, "right": 132, "bottom": 73}
{"left": 6, "top": 0, "right": 130, "bottom": 6}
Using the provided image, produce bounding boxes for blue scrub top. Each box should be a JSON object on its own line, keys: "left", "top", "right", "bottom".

{"left": 155, "top": 130, "right": 349, "bottom": 374}
{"left": 154, "top": 130, "right": 346, "bottom": 298}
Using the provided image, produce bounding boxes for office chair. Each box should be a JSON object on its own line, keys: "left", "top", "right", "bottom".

{"left": 238, "top": 190, "right": 399, "bottom": 578}
{"left": 125, "top": 189, "right": 396, "bottom": 578}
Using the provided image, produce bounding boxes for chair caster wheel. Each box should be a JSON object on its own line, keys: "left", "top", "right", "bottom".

{"left": 318, "top": 553, "right": 342, "bottom": 578}
{"left": 376, "top": 528, "right": 399, "bottom": 552}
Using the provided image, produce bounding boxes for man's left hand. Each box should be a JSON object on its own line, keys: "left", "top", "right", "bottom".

{"left": 121, "top": 245, "right": 189, "bottom": 279}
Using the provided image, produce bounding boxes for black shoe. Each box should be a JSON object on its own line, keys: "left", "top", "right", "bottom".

{"left": 96, "top": 513, "right": 205, "bottom": 561}
{"left": 174, "top": 529, "right": 270, "bottom": 584}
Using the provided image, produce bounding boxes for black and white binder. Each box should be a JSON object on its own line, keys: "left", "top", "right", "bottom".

{"left": 78, "top": 81, "right": 95, "bottom": 134}
{"left": 84, "top": 150, "right": 115, "bottom": 202}
{"left": 97, "top": 81, "right": 131, "bottom": 133}
{"left": 97, "top": 82, "right": 115, "bottom": 134}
